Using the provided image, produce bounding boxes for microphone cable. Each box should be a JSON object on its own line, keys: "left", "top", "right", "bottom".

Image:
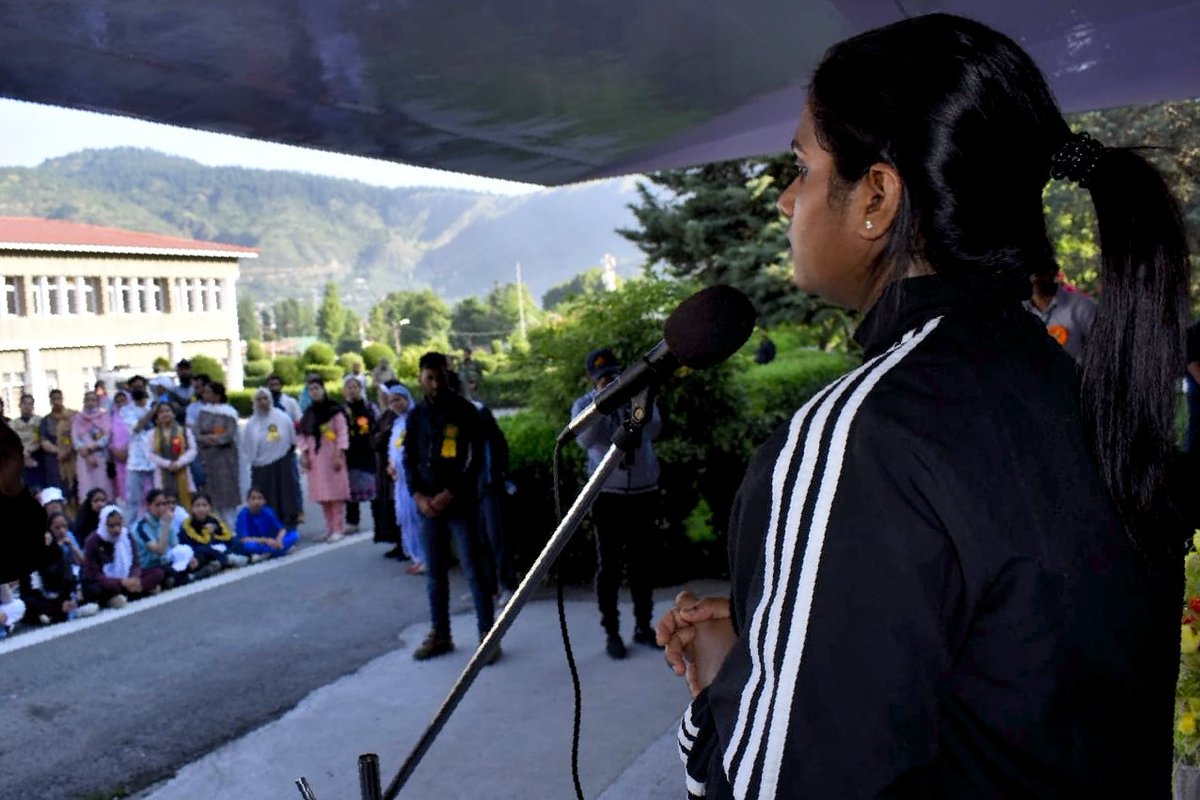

{"left": 552, "top": 438, "right": 587, "bottom": 800}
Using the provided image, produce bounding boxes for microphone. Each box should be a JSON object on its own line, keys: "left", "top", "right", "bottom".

{"left": 557, "top": 284, "right": 756, "bottom": 444}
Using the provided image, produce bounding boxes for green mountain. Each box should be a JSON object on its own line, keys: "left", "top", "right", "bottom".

{"left": 0, "top": 148, "right": 645, "bottom": 309}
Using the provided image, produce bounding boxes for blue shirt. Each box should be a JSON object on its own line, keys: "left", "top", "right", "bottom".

{"left": 235, "top": 506, "right": 285, "bottom": 539}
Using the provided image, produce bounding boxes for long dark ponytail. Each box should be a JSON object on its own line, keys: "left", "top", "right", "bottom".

{"left": 809, "top": 14, "right": 1191, "bottom": 554}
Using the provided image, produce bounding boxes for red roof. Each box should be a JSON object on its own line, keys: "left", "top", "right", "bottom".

{"left": 0, "top": 217, "right": 258, "bottom": 258}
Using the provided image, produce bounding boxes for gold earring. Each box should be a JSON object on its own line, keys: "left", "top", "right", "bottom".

{"left": 864, "top": 220, "right": 874, "bottom": 230}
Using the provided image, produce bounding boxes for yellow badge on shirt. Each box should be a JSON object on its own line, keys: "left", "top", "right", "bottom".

{"left": 440, "top": 424, "right": 458, "bottom": 458}
{"left": 266, "top": 424, "right": 280, "bottom": 442}
{"left": 321, "top": 422, "right": 336, "bottom": 442}
{"left": 394, "top": 431, "right": 405, "bottom": 449}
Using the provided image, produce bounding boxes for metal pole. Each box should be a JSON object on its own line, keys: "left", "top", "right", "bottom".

{"left": 359, "top": 753, "right": 383, "bottom": 800}
{"left": 381, "top": 444, "right": 628, "bottom": 799}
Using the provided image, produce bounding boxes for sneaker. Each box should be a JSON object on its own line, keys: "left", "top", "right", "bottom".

{"left": 605, "top": 632, "right": 627, "bottom": 660}
{"left": 383, "top": 545, "right": 409, "bottom": 561}
{"left": 38, "top": 614, "right": 52, "bottom": 625}
{"left": 325, "top": 532, "right": 345, "bottom": 544}
{"left": 633, "top": 626, "right": 661, "bottom": 649}
{"left": 413, "top": 632, "right": 454, "bottom": 661}
{"left": 196, "top": 561, "right": 223, "bottom": 580}
{"left": 106, "top": 595, "right": 128, "bottom": 610}
{"left": 482, "top": 643, "right": 503, "bottom": 666}
{"left": 226, "top": 554, "right": 250, "bottom": 568}
{"left": 76, "top": 603, "right": 100, "bottom": 618}
{"left": 346, "top": 523, "right": 359, "bottom": 533}
{"left": 249, "top": 553, "right": 269, "bottom": 564}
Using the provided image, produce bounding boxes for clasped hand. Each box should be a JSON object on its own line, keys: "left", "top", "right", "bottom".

{"left": 656, "top": 590, "right": 737, "bottom": 698}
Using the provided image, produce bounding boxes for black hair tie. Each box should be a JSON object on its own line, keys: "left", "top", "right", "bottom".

{"left": 1050, "top": 131, "right": 1105, "bottom": 188}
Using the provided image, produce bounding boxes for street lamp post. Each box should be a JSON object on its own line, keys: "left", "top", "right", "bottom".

{"left": 393, "top": 317, "right": 411, "bottom": 353}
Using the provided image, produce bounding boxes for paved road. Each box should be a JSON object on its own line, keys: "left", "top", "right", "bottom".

{"left": 0, "top": 532, "right": 457, "bottom": 800}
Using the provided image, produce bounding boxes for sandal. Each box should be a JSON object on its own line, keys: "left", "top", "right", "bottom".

{"left": 405, "top": 562, "right": 426, "bottom": 575}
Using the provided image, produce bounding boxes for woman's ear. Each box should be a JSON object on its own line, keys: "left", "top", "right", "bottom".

{"left": 856, "top": 161, "right": 903, "bottom": 241}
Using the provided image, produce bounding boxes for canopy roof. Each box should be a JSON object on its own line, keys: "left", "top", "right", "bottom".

{"left": 0, "top": 1, "right": 1196, "bottom": 186}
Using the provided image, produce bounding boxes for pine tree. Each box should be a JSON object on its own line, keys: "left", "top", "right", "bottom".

{"left": 316, "top": 282, "right": 347, "bottom": 345}
{"left": 619, "top": 154, "right": 851, "bottom": 344}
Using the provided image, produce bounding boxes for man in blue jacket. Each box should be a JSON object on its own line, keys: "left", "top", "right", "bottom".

{"left": 570, "top": 348, "right": 663, "bottom": 659}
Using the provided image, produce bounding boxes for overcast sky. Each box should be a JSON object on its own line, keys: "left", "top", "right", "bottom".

{"left": 0, "top": 97, "right": 541, "bottom": 195}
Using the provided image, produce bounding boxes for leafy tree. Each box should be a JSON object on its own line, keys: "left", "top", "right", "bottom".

{"left": 450, "top": 282, "right": 543, "bottom": 348}
{"left": 273, "top": 297, "right": 317, "bottom": 338}
{"left": 542, "top": 267, "right": 613, "bottom": 311}
{"left": 237, "top": 296, "right": 262, "bottom": 341}
{"left": 337, "top": 309, "right": 364, "bottom": 354}
{"left": 316, "top": 282, "right": 348, "bottom": 345}
{"left": 245, "top": 339, "right": 266, "bottom": 361}
{"left": 366, "top": 289, "right": 451, "bottom": 350}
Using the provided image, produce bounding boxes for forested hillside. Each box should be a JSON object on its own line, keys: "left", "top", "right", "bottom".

{"left": 0, "top": 148, "right": 644, "bottom": 308}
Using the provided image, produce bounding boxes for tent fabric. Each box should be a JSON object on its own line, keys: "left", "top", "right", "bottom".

{"left": 0, "top": 1, "right": 1196, "bottom": 186}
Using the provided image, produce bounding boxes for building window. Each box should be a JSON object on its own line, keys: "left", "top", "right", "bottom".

{"left": 2, "top": 277, "right": 24, "bottom": 317}
{"left": 153, "top": 278, "right": 168, "bottom": 313}
{"left": 0, "top": 371, "right": 25, "bottom": 414}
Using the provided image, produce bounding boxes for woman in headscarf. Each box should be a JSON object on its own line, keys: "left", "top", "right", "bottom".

{"left": 80, "top": 505, "right": 164, "bottom": 609}
{"left": 71, "top": 390, "right": 113, "bottom": 501}
{"left": 371, "top": 380, "right": 403, "bottom": 557}
{"left": 73, "top": 487, "right": 109, "bottom": 547}
{"left": 242, "top": 387, "right": 300, "bottom": 527}
{"left": 108, "top": 390, "right": 131, "bottom": 513}
{"left": 297, "top": 377, "right": 350, "bottom": 542}
{"left": 194, "top": 381, "right": 241, "bottom": 523}
{"left": 146, "top": 402, "right": 197, "bottom": 509}
{"left": 385, "top": 384, "right": 425, "bottom": 574}
{"left": 341, "top": 374, "right": 377, "bottom": 533}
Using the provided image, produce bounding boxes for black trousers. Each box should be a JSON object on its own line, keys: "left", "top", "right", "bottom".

{"left": 591, "top": 491, "right": 657, "bottom": 635}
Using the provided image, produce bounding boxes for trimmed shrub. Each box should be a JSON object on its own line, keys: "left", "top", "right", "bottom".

{"left": 301, "top": 342, "right": 337, "bottom": 366}
{"left": 362, "top": 343, "right": 396, "bottom": 371}
{"left": 245, "top": 339, "right": 267, "bottom": 361}
{"left": 227, "top": 389, "right": 256, "bottom": 417}
{"left": 272, "top": 355, "right": 302, "bottom": 385}
{"left": 244, "top": 359, "right": 273, "bottom": 379}
{"left": 189, "top": 353, "right": 226, "bottom": 384}
{"left": 308, "top": 364, "right": 345, "bottom": 384}
{"left": 337, "top": 352, "right": 364, "bottom": 376}
{"left": 152, "top": 356, "right": 171, "bottom": 374}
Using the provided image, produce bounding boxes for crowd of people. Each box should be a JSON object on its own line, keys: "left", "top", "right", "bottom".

{"left": 0, "top": 351, "right": 518, "bottom": 643}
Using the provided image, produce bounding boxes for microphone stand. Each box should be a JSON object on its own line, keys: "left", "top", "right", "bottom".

{"left": 295, "top": 385, "right": 658, "bottom": 799}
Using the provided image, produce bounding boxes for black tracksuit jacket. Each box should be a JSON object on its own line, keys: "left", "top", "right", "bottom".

{"left": 680, "top": 276, "right": 1181, "bottom": 798}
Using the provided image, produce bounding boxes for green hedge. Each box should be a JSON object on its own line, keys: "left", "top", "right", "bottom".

{"left": 246, "top": 339, "right": 267, "bottom": 361}
{"left": 189, "top": 353, "right": 226, "bottom": 384}
{"left": 228, "top": 383, "right": 345, "bottom": 417}
{"left": 337, "top": 352, "right": 364, "bottom": 375}
{"left": 245, "top": 359, "right": 273, "bottom": 378}
{"left": 308, "top": 364, "right": 345, "bottom": 384}
{"left": 302, "top": 342, "right": 336, "bottom": 366}
{"left": 474, "top": 370, "right": 533, "bottom": 409}
{"left": 272, "top": 355, "right": 302, "bottom": 385}
{"left": 362, "top": 343, "right": 396, "bottom": 370}
{"left": 738, "top": 348, "right": 854, "bottom": 441}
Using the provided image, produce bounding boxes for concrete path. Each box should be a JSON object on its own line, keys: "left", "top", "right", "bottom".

{"left": 137, "top": 587, "right": 724, "bottom": 800}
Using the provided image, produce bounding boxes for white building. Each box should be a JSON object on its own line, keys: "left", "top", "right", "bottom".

{"left": 0, "top": 217, "right": 257, "bottom": 413}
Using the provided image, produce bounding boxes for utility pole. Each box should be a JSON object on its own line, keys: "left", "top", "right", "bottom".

{"left": 515, "top": 262, "right": 527, "bottom": 339}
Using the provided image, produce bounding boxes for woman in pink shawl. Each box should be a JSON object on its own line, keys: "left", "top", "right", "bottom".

{"left": 108, "top": 391, "right": 132, "bottom": 509}
{"left": 72, "top": 390, "right": 113, "bottom": 500}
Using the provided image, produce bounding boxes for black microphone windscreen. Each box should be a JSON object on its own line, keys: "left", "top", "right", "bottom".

{"left": 663, "top": 285, "right": 756, "bottom": 369}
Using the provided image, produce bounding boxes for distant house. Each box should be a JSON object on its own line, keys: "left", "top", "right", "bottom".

{"left": 0, "top": 217, "right": 258, "bottom": 412}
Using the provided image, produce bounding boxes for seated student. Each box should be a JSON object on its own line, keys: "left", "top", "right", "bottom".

{"left": 233, "top": 487, "right": 299, "bottom": 559}
{"left": 73, "top": 487, "right": 109, "bottom": 549}
{"left": 180, "top": 493, "right": 249, "bottom": 570}
{"left": 38, "top": 486, "right": 73, "bottom": 533}
{"left": 20, "top": 512, "right": 99, "bottom": 624}
{"left": 131, "top": 489, "right": 207, "bottom": 586}
{"left": 0, "top": 581, "right": 25, "bottom": 638}
{"left": 81, "top": 505, "right": 165, "bottom": 609}
{"left": 164, "top": 491, "right": 187, "bottom": 537}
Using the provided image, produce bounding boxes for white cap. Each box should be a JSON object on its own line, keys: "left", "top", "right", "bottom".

{"left": 39, "top": 486, "right": 65, "bottom": 506}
